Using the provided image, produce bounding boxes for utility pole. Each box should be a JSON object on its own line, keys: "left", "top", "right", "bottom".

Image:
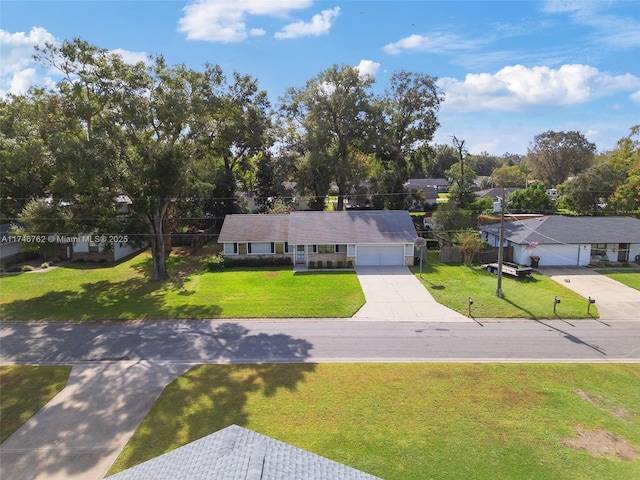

{"left": 496, "top": 187, "right": 505, "bottom": 298}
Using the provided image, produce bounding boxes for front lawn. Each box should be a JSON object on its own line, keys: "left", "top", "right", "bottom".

{"left": 0, "top": 365, "right": 72, "bottom": 442}
{"left": 108, "top": 363, "right": 640, "bottom": 480}
{"left": 413, "top": 251, "right": 599, "bottom": 318}
{"left": 0, "top": 248, "right": 364, "bottom": 321}
{"left": 596, "top": 269, "right": 640, "bottom": 291}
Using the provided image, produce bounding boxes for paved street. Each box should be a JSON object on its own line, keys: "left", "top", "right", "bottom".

{"left": 2, "top": 318, "right": 639, "bottom": 364}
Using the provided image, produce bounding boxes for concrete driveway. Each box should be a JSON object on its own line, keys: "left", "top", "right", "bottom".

{"left": 353, "top": 266, "right": 469, "bottom": 321}
{"left": 538, "top": 267, "right": 640, "bottom": 321}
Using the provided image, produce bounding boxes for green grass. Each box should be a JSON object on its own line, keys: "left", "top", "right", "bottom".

{"left": 108, "top": 363, "right": 640, "bottom": 480}
{"left": 0, "top": 365, "right": 72, "bottom": 443}
{"left": 0, "top": 248, "right": 364, "bottom": 321}
{"left": 596, "top": 269, "right": 640, "bottom": 291}
{"left": 413, "top": 250, "right": 599, "bottom": 318}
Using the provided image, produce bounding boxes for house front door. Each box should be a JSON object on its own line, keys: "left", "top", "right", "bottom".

{"left": 618, "top": 243, "right": 629, "bottom": 262}
{"left": 296, "top": 245, "right": 306, "bottom": 264}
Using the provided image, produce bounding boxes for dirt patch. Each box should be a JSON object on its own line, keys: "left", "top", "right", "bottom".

{"left": 563, "top": 427, "right": 638, "bottom": 460}
{"left": 264, "top": 271, "right": 280, "bottom": 278}
{"left": 574, "top": 389, "right": 632, "bottom": 422}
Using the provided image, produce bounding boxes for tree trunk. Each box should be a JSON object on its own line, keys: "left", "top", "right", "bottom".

{"left": 148, "top": 209, "right": 170, "bottom": 282}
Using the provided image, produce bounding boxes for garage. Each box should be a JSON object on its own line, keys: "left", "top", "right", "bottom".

{"left": 357, "top": 245, "right": 405, "bottom": 266}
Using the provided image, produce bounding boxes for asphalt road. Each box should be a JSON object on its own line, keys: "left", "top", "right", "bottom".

{"left": 2, "top": 318, "right": 639, "bottom": 364}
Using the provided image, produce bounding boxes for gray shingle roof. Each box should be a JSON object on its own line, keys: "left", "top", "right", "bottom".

{"left": 218, "top": 211, "right": 417, "bottom": 245}
{"left": 105, "top": 425, "right": 382, "bottom": 480}
{"left": 218, "top": 214, "right": 289, "bottom": 243}
{"left": 480, "top": 215, "right": 640, "bottom": 245}
{"left": 288, "top": 210, "right": 416, "bottom": 245}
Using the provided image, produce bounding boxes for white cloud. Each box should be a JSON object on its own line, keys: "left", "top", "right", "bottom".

{"left": 178, "top": 0, "right": 312, "bottom": 42}
{"left": 631, "top": 91, "right": 640, "bottom": 104}
{"left": 0, "top": 27, "right": 58, "bottom": 96}
{"left": 274, "top": 7, "right": 340, "bottom": 40}
{"left": 110, "top": 48, "right": 149, "bottom": 65}
{"left": 439, "top": 64, "right": 640, "bottom": 112}
{"left": 355, "top": 59, "right": 380, "bottom": 79}
{"left": 383, "top": 32, "right": 484, "bottom": 55}
{"left": 0, "top": 27, "right": 56, "bottom": 74}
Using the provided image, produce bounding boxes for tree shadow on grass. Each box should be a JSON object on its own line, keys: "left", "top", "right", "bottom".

{"left": 0, "top": 276, "right": 221, "bottom": 321}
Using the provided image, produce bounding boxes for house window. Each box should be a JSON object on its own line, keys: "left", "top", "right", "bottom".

{"left": 336, "top": 244, "right": 347, "bottom": 253}
{"left": 318, "top": 244, "right": 334, "bottom": 253}
{"left": 307, "top": 245, "right": 317, "bottom": 253}
{"left": 89, "top": 238, "right": 100, "bottom": 253}
{"left": 249, "top": 242, "right": 273, "bottom": 254}
{"left": 591, "top": 243, "right": 607, "bottom": 256}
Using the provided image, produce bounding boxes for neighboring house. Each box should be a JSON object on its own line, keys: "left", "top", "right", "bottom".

{"left": 106, "top": 424, "right": 381, "bottom": 480}
{"left": 218, "top": 210, "right": 418, "bottom": 267}
{"left": 406, "top": 178, "right": 450, "bottom": 193}
{"left": 480, "top": 215, "right": 640, "bottom": 266}
{"left": 404, "top": 182, "right": 439, "bottom": 206}
{"left": 0, "top": 223, "right": 25, "bottom": 265}
{"left": 70, "top": 235, "right": 146, "bottom": 262}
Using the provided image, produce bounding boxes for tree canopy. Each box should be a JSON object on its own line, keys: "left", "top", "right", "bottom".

{"left": 526, "top": 130, "right": 596, "bottom": 187}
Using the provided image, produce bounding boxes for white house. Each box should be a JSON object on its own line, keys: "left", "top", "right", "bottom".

{"left": 218, "top": 210, "right": 418, "bottom": 267}
{"left": 479, "top": 215, "right": 640, "bottom": 267}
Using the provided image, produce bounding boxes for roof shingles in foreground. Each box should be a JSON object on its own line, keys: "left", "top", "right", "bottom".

{"left": 105, "top": 425, "right": 382, "bottom": 480}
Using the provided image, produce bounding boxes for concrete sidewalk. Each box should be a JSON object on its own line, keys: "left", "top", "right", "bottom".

{"left": 538, "top": 267, "right": 640, "bottom": 321}
{"left": 353, "top": 266, "right": 470, "bottom": 321}
{"left": 0, "top": 362, "right": 189, "bottom": 480}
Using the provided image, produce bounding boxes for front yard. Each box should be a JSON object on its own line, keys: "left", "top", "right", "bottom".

{"left": 596, "top": 269, "right": 640, "bottom": 291}
{"left": 413, "top": 251, "right": 601, "bottom": 318}
{"left": 0, "top": 247, "right": 364, "bottom": 320}
{"left": 108, "top": 363, "right": 640, "bottom": 480}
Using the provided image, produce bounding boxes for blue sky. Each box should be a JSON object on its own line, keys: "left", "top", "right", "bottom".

{"left": 1, "top": 0, "right": 639, "bottom": 155}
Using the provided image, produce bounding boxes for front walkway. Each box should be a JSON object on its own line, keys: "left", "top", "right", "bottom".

{"left": 538, "top": 266, "right": 640, "bottom": 321}
{"left": 353, "top": 266, "right": 470, "bottom": 321}
{"left": 0, "top": 362, "right": 189, "bottom": 480}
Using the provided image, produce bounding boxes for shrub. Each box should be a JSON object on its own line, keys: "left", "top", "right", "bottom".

{"left": 206, "top": 255, "right": 225, "bottom": 271}
{"left": 21, "top": 265, "right": 35, "bottom": 272}
{"left": 347, "top": 260, "right": 353, "bottom": 268}
{"left": 40, "top": 262, "right": 50, "bottom": 269}
{"left": 326, "top": 260, "right": 333, "bottom": 268}
{"left": 220, "top": 256, "right": 293, "bottom": 269}
{"left": 316, "top": 260, "right": 323, "bottom": 269}
{"left": 308, "top": 260, "right": 316, "bottom": 269}
{"left": 337, "top": 261, "right": 343, "bottom": 268}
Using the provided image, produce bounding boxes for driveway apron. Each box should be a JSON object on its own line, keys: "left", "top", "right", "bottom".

{"left": 0, "top": 361, "right": 190, "bottom": 480}
{"left": 353, "top": 266, "right": 469, "bottom": 321}
{"left": 538, "top": 267, "right": 640, "bottom": 321}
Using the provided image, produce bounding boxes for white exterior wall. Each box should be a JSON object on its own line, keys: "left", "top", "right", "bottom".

{"left": 514, "top": 244, "right": 590, "bottom": 266}
{"left": 631, "top": 244, "right": 640, "bottom": 262}
{"left": 114, "top": 242, "right": 144, "bottom": 261}
{"left": 0, "top": 242, "right": 23, "bottom": 260}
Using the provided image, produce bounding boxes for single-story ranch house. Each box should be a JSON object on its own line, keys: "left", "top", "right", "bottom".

{"left": 480, "top": 215, "right": 640, "bottom": 267}
{"left": 218, "top": 210, "right": 418, "bottom": 267}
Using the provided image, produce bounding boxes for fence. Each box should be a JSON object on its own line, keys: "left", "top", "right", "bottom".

{"left": 170, "top": 224, "right": 220, "bottom": 253}
{"left": 439, "top": 246, "right": 513, "bottom": 264}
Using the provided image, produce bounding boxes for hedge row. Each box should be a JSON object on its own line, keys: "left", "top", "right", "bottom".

{"left": 206, "top": 255, "right": 292, "bottom": 271}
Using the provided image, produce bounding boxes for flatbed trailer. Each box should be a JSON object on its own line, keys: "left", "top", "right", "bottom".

{"left": 482, "top": 261, "right": 534, "bottom": 277}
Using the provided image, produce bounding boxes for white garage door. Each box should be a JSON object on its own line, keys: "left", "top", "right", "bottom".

{"left": 357, "top": 245, "right": 405, "bottom": 266}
